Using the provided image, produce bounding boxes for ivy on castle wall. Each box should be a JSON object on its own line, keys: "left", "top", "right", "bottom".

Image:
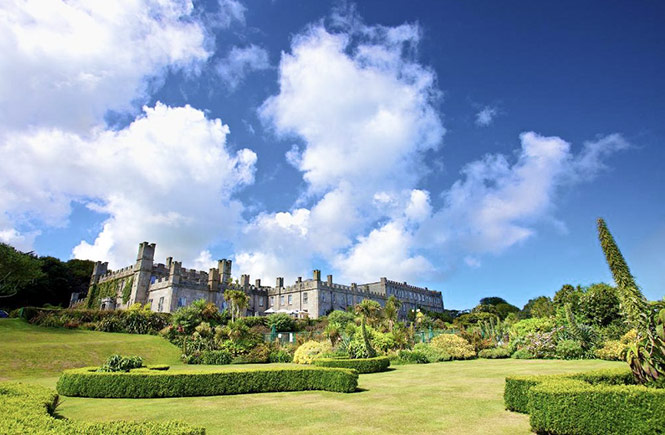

{"left": 122, "top": 276, "right": 134, "bottom": 304}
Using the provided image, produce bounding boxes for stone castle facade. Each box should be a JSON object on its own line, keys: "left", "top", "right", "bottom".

{"left": 79, "top": 242, "right": 444, "bottom": 319}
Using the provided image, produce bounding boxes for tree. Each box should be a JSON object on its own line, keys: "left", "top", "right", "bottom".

{"left": 384, "top": 295, "right": 402, "bottom": 333}
{"left": 224, "top": 289, "right": 248, "bottom": 322}
{"left": 597, "top": 218, "right": 664, "bottom": 384}
{"left": 520, "top": 296, "right": 555, "bottom": 319}
{"left": 578, "top": 283, "right": 621, "bottom": 327}
{"left": 479, "top": 297, "right": 508, "bottom": 306}
{"left": 553, "top": 284, "right": 583, "bottom": 312}
{"left": 0, "top": 243, "right": 43, "bottom": 299}
{"left": 355, "top": 300, "right": 381, "bottom": 358}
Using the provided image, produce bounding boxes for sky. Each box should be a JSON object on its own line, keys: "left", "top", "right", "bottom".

{"left": 1, "top": 0, "right": 663, "bottom": 310}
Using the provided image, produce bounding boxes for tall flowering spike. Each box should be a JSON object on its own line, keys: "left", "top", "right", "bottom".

{"left": 596, "top": 218, "right": 649, "bottom": 331}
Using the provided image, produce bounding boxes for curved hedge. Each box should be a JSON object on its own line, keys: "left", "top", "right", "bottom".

{"left": 314, "top": 356, "right": 390, "bottom": 373}
{"left": 0, "top": 381, "right": 203, "bottom": 434}
{"left": 57, "top": 366, "right": 358, "bottom": 398}
{"left": 505, "top": 368, "right": 665, "bottom": 434}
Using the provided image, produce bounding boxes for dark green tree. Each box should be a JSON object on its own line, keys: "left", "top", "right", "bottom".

{"left": 479, "top": 297, "right": 508, "bottom": 306}
{"left": 0, "top": 243, "right": 43, "bottom": 300}
{"left": 597, "top": 218, "right": 664, "bottom": 384}
{"left": 520, "top": 296, "right": 555, "bottom": 319}
{"left": 579, "top": 283, "right": 621, "bottom": 327}
{"left": 553, "top": 284, "right": 583, "bottom": 312}
{"left": 355, "top": 300, "right": 381, "bottom": 358}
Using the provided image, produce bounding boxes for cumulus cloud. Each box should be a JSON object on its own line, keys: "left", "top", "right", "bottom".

{"left": 216, "top": 44, "right": 270, "bottom": 90}
{"left": 0, "top": 0, "right": 211, "bottom": 133}
{"left": 235, "top": 16, "right": 444, "bottom": 283}
{"left": 417, "top": 132, "right": 630, "bottom": 260}
{"left": 0, "top": 103, "right": 256, "bottom": 268}
{"left": 475, "top": 106, "right": 498, "bottom": 127}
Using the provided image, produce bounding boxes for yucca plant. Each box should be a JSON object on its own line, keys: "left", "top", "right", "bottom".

{"left": 597, "top": 218, "right": 665, "bottom": 384}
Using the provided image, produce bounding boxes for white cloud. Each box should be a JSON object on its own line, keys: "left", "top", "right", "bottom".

{"left": 475, "top": 106, "right": 498, "bottom": 127}
{"left": 418, "top": 132, "right": 630, "bottom": 261}
{"left": 210, "top": 0, "right": 246, "bottom": 28}
{"left": 217, "top": 44, "right": 270, "bottom": 90}
{"left": 234, "top": 18, "right": 444, "bottom": 283}
{"left": 0, "top": 0, "right": 211, "bottom": 134}
{"left": 0, "top": 103, "right": 256, "bottom": 268}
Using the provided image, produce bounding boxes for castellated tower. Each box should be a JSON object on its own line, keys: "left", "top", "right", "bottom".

{"left": 129, "top": 242, "right": 155, "bottom": 305}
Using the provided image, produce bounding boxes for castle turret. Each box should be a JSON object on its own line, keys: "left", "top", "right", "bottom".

{"left": 276, "top": 277, "right": 284, "bottom": 288}
{"left": 313, "top": 269, "right": 321, "bottom": 281}
{"left": 128, "top": 242, "right": 155, "bottom": 306}
{"left": 208, "top": 267, "right": 220, "bottom": 292}
{"left": 219, "top": 259, "right": 232, "bottom": 288}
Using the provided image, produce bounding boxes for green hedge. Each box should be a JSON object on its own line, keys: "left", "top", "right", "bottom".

{"left": 504, "top": 368, "right": 665, "bottom": 434}
{"left": 313, "top": 356, "right": 391, "bottom": 373}
{"left": 0, "top": 381, "right": 203, "bottom": 434}
{"left": 57, "top": 366, "right": 358, "bottom": 398}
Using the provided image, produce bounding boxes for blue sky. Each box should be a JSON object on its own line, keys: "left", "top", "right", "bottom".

{"left": 1, "top": 0, "right": 663, "bottom": 309}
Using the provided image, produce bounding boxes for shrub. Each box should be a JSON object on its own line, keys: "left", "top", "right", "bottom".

{"left": 314, "top": 356, "right": 390, "bottom": 373}
{"left": 413, "top": 343, "right": 452, "bottom": 362}
{"left": 98, "top": 354, "right": 143, "bottom": 372}
{"left": 511, "top": 348, "right": 534, "bottom": 359}
{"left": 396, "top": 350, "right": 429, "bottom": 364}
{"left": 57, "top": 366, "right": 358, "bottom": 398}
{"left": 522, "top": 328, "right": 560, "bottom": 358}
{"left": 266, "top": 313, "right": 296, "bottom": 332}
{"left": 268, "top": 349, "right": 293, "bottom": 363}
{"left": 595, "top": 339, "right": 627, "bottom": 361}
{"left": 232, "top": 344, "right": 270, "bottom": 364}
{"left": 510, "top": 318, "right": 555, "bottom": 339}
{"left": 202, "top": 350, "right": 233, "bottom": 365}
{"left": 504, "top": 367, "right": 635, "bottom": 413}
{"left": 0, "top": 381, "right": 204, "bottom": 434}
{"left": 478, "top": 347, "right": 511, "bottom": 359}
{"left": 147, "top": 364, "right": 170, "bottom": 371}
{"left": 293, "top": 340, "right": 332, "bottom": 364}
{"left": 555, "top": 339, "right": 585, "bottom": 360}
{"left": 429, "top": 334, "right": 476, "bottom": 360}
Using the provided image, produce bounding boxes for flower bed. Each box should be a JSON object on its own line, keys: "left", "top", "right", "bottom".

{"left": 0, "top": 381, "right": 203, "bottom": 434}
{"left": 504, "top": 368, "right": 665, "bottom": 434}
{"left": 57, "top": 365, "right": 358, "bottom": 398}
{"left": 313, "top": 356, "right": 391, "bottom": 373}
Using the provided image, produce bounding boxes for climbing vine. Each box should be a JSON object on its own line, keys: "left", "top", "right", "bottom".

{"left": 122, "top": 276, "right": 134, "bottom": 304}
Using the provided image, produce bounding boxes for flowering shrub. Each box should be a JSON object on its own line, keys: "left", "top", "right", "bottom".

{"left": 293, "top": 340, "right": 332, "bottom": 364}
{"left": 522, "top": 328, "right": 560, "bottom": 359}
{"left": 429, "top": 334, "right": 476, "bottom": 360}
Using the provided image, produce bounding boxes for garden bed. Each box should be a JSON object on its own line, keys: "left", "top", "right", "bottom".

{"left": 504, "top": 367, "right": 665, "bottom": 434}
{"left": 313, "top": 356, "right": 391, "bottom": 373}
{"left": 57, "top": 365, "right": 358, "bottom": 398}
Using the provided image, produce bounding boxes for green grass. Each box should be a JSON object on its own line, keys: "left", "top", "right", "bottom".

{"left": 1, "top": 318, "right": 625, "bottom": 434}
{"left": 58, "top": 359, "right": 623, "bottom": 434}
{"left": 0, "top": 318, "right": 181, "bottom": 381}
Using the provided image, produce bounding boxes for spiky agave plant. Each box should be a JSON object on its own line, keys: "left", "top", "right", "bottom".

{"left": 597, "top": 218, "right": 665, "bottom": 384}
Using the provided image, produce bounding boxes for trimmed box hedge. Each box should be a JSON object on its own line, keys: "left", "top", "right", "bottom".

{"left": 504, "top": 367, "right": 665, "bottom": 435}
{"left": 57, "top": 365, "right": 358, "bottom": 398}
{"left": 0, "top": 381, "right": 203, "bottom": 434}
{"left": 313, "top": 356, "right": 391, "bottom": 373}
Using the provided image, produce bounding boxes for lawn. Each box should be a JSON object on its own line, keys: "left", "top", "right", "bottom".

{"left": 1, "top": 319, "right": 624, "bottom": 434}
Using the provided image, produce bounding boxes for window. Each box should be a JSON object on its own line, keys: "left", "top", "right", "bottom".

{"left": 332, "top": 293, "right": 336, "bottom": 303}
{"left": 322, "top": 293, "right": 326, "bottom": 302}
{"left": 177, "top": 297, "right": 186, "bottom": 308}
{"left": 150, "top": 275, "right": 157, "bottom": 284}
{"left": 288, "top": 294, "right": 293, "bottom": 305}
{"left": 280, "top": 295, "right": 285, "bottom": 305}
{"left": 270, "top": 296, "right": 275, "bottom": 306}
{"left": 303, "top": 292, "right": 308, "bottom": 304}
{"left": 158, "top": 297, "right": 164, "bottom": 312}
{"left": 347, "top": 294, "right": 352, "bottom": 304}
{"left": 259, "top": 298, "right": 264, "bottom": 307}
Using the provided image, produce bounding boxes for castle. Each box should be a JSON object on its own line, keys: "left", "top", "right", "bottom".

{"left": 75, "top": 242, "right": 444, "bottom": 319}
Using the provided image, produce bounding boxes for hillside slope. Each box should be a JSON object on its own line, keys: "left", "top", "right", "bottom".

{"left": 0, "top": 319, "right": 181, "bottom": 380}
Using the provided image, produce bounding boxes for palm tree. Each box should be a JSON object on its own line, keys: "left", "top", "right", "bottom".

{"left": 224, "top": 289, "right": 249, "bottom": 322}
{"left": 355, "top": 300, "right": 381, "bottom": 358}
{"left": 384, "top": 295, "right": 402, "bottom": 333}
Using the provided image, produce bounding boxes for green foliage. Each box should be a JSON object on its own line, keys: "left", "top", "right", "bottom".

{"left": 504, "top": 367, "right": 635, "bottom": 413}
{"left": 268, "top": 349, "right": 293, "bottom": 363}
{"left": 579, "top": 283, "right": 621, "bottom": 327}
{"left": 293, "top": 340, "right": 332, "bottom": 364}
{"left": 183, "top": 350, "right": 233, "bottom": 365}
{"left": 57, "top": 365, "right": 358, "bottom": 397}
{"left": 384, "top": 295, "right": 402, "bottom": 332}
{"left": 520, "top": 296, "right": 555, "bottom": 319}
{"left": 327, "top": 310, "right": 356, "bottom": 328}
{"left": 98, "top": 354, "right": 143, "bottom": 372}
{"left": 595, "top": 340, "right": 627, "bottom": 361}
{"left": 511, "top": 348, "right": 535, "bottom": 359}
{"left": 597, "top": 218, "right": 665, "bottom": 384}
{"left": 266, "top": 313, "right": 295, "bottom": 332}
{"left": 429, "top": 334, "right": 476, "bottom": 359}
{"left": 171, "top": 299, "right": 225, "bottom": 334}
{"left": 224, "top": 289, "right": 249, "bottom": 322}
{"left": 510, "top": 317, "right": 555, "bottom": 339}
{"left": 0, "top": 381, "right": 204, "bottom": 434}
{"left": 553, "top": 284, "right": 582, "bottom": 311}
{"left": 479, "top": 297, "right": 508, "bottom": 306}
{"left": 494, "top": 303, "right": 520, "bottom": 320}
{"left": 0, "top": 243, "right": 44, "bottom": 298}
{"left": 478, "top": 347, "right": 511, "bottom": 359}
{"left": 555, "top": 339, "right": 585, "bottom": 360}
{"left": 396, "top": 349, "right": 429, "bottom": 364}
{"left": 413, "top": 342, "right": 452, "bottom": 362}
{"left": 121, "top": 276, "right": 134, "bottom": 304}
{"left": 564, "top": 303, "right": 597, "bottom": 350}
{"left": 314, "top": 356, "right": 390, "bottom": 373}
{"left": 26, "top": 307, "right": 170, "bottom": 335}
